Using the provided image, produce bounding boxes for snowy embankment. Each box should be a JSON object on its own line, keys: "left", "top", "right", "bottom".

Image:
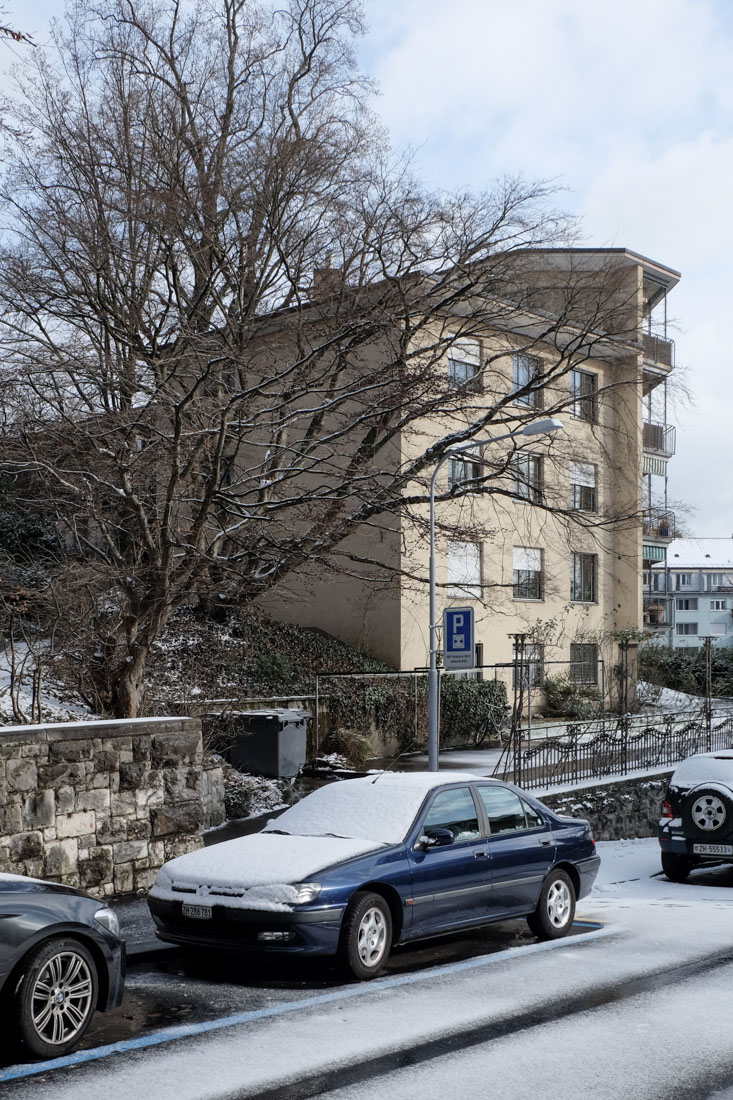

{"left": 0, "top": 642, "right": 94, "bottom": 725}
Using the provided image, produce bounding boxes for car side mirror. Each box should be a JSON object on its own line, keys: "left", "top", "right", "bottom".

{"left": 416, "top": 827, "right": 455, "bottom": 851}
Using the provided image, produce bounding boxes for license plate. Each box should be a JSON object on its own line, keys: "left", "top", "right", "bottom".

{"left": 693, "top": 843, "right": 733, "bottom": 856}
{"left": 182, "top": 903, "right": 213, "bottom": 920}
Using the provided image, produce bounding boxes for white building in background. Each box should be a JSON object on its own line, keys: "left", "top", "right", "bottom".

{"left": 647, "top": 539, "right": 733, "bottom": 648}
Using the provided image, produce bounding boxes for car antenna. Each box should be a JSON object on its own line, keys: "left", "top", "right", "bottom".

{"left": 371, "top": 741, "right": 417, "bottom": 783}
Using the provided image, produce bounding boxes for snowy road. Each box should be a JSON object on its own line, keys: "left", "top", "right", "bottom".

{"left": 2, "top": 839, "right": 733, "bottom": 1099}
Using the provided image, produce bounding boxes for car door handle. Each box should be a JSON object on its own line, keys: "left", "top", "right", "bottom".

{"left": 474, "top": 850, "right": 488, "bottom": 858}
{"left": 538, "top": 839, "right": 551, "bottom": 846}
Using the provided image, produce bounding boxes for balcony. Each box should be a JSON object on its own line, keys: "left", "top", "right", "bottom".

{"left": 643, "top": 598, "right": 670, "bottom": 627}
{"left": 643, "top": 510, "right": 675, "bottom": 540}
{"left": 643, "top": 421, "right": 676, "bottom": 458}
{"left": 643, "top": 333, "right": 675, "bottom": 368}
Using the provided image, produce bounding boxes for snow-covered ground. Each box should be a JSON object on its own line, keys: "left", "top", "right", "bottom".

{"left": 6, "top": 838, "right": 733, "bottom": 1100}
{"left": 0, "top": 642, "right": 94, "bottom": 725}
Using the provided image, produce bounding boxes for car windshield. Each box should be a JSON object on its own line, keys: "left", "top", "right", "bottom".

{"left": 263, "top": 774, "right": 472, "bottom": 845}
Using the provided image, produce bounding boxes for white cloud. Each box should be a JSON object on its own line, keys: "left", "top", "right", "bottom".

{"left": 362, "top": 0, "right": 733, "bottom": 533}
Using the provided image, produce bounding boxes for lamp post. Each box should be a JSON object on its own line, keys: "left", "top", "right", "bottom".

{"left": 427, "top": 417, "right": 564, "bottom": 771}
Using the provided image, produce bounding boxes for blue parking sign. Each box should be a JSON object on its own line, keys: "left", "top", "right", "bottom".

{"left": 442, "top": 607, "right": 475, "bottom": 671}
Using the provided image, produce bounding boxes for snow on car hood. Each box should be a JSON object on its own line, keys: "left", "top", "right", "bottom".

{"left": 149, "top": 832, "right": 387, "bottom": 911}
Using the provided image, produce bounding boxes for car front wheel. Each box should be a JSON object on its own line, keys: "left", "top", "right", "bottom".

{"left": 12, "top": 937, "right": 98, "bottom": 1059}
{"left": 662, "top": 851, "right": 693, "bottom": 883}
{"left": 339, "top": 891, "right": 392, "bottom": 980}
{"left": 527, "top": 870, "right": 576, "bottom": 940}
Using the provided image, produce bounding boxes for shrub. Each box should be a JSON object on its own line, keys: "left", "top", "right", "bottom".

{"left": 325, "top": 675, "right": 508, "bottom": 756}
{"left": 542, "top": 672, "right": 601, "bottom": 719}
{"left": 222, "top": 767, "right": 290, "bottom": 820}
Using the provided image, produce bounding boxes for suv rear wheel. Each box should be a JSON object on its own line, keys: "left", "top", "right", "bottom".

{"left": 661, "top": 851, "right": 693, "bottom": 883}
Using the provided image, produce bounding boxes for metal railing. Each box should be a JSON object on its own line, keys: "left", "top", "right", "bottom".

{"left": 643, "top": 509, "right": 675, "bottom": 539}
{"left": 643, "top": 332, "right": 675, "bottom": 368}
{"left": 492, "top": 709, "right": 733, "bottom": 790}
{"left": 642, "top": 598, "right": 670, "bottom": 626}
{"left": 643, "top": 421, "right": 676, "bottom": 458}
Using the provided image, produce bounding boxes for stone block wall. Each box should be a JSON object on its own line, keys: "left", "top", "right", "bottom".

{"left": 541, "top": 772, "right": 672, "bottom": 841}
{"left": 0, "top": 717, "right": 225, "bottom": 897}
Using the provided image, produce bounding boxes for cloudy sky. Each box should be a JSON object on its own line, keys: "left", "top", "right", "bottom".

{"left": 4, "top": 0, "right": 732, "bottom": 533}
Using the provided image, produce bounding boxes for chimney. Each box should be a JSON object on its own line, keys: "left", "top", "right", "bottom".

{"left": 311, "top": 254, "right": 343, "bottom": 300}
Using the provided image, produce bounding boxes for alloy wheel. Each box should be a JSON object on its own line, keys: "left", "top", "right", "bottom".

{"left": 30, "top": 949, "right": 95, "bottom": 1047}
{"left": 546, "top": 879, "right": 572, "bottom": 928}
{"left": 691, "top": 794, "right": 727, "bottom": 832}
{"left": 356, "top": 905, "right": 388, "bottom": 968}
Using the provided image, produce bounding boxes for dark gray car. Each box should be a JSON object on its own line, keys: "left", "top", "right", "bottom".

{"left": 0, "top": 872, "right": 125, "bottom": 1059}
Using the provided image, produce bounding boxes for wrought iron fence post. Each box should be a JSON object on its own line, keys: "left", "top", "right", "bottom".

{"left": 509, "top": 633, "right": 526, "bottom": 786}
{"left": 704, "top": 636, "right": 713, "bottom": 752}
{"left": 314, "top": 675, "right": 319, "bottom": 757}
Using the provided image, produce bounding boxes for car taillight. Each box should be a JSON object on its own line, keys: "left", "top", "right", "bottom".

{"left": 661, "top": 799, "right": 674, "bottom": 818}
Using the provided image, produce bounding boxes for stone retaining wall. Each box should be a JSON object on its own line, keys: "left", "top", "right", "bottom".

{"left": 541, "top": 771, "right": 672, "bottom": 841}
{"left": 0, "top": 717, "right": 225, "bottom": 897}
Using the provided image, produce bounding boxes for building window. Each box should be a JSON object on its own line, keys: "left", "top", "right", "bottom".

{"left": 675, "top": 573, "right": 693, "bottom": 590}
{"left": 676, "top": 598, "right": 698, "bottom": 611}
{"left": 706, "top": 573, "right": 725, "bottom": 590}
{"left": 446, "top": 540, "right": 482, "bottom": 598}
{"left": 512, "top": 354, "right": 542, "bottom": 408}
{"left": 512, "top": 454, "right": 543, "bottom": 503}
{"left": 711, "top": 623, "right": 727, "bottom": 635}
{"left": 448, "top": 457, "right": 481, "bottom": 490}
{"left": 711, "top": 599, "right": 727, "bottom": 611}
{"left": 513, "top": 547, "right": 543, "bottom": 600}
{"left": 514, "top": 642, "right": 545, "bottom": 688}
{"left": 570, "top": 369, "right": 597, "bottom": 422}
{"left": 569, "top": 461, "right": 597, "bottom": 512}
{"left": 571, "top": 552, "right": 597, "bottom": 603}
{"left": 570, "top": 643, "right": 598, "bottom": 684}
{"left": 447, "top": 338, "right": 481, "bottom": 391}
{"left": 643, "top": 571, "right": 651, "bottom": 588}
{"left": 676, "top": 623, "right": 698, "bottom": 636}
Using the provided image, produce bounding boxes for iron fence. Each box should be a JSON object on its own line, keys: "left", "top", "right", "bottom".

{"left": 492, "top": 709, "right": 733, "bottom": 790}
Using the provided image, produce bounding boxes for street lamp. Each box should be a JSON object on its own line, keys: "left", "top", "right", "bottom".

{"left": 427, "top": 417, "right": 564, "bottom": 771}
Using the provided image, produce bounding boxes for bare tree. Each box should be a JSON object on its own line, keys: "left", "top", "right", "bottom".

{"left": 0, "top": 0, "right": 644, "bottom": 717}
{"left": 0, "top": 7, "right": 33, "bottom": 45}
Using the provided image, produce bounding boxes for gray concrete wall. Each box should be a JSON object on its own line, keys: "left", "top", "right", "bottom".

{"left": 0, "top": 717, "right": 225, "bottom": 897}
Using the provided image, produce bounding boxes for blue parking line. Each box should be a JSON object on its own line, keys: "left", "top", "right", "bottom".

{"left": 0, "top": 921, "right": 614, "bottom": 1084}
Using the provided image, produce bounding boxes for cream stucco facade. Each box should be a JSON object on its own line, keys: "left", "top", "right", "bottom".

{"left": 256, "top": 248, "right": 680, "bottom": 697}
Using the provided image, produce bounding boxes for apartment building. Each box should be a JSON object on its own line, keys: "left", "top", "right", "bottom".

{"left": 646, "top": 539, "right": 733, "bottom": 648}
{"left": 258, "top": 247, "right": 680, "bottom": 694}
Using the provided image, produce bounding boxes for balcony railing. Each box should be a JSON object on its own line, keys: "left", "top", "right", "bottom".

{"left": 643, "top": 332, "right": 675, "bottom": 368}
{"left": 643, "top": 421, "right": 676, "bottom": 457}
{"left": 643, "top": 510, "right": 675, "bottom": 539}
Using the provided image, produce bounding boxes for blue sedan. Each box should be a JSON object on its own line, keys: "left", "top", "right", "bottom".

{"left": 148, "top": 772, "right": 599, "bottom": 979}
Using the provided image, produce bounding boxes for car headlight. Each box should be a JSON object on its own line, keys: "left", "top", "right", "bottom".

{"left": 292, "top": 882, "right": 322, "bottom": 904}
{"left": 94, "top": 906, "right": 120, "bottom": 937}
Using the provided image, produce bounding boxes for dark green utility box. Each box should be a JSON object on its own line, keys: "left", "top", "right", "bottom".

{"left": 225, "top": 709, "right": 310, "bottom": 778}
